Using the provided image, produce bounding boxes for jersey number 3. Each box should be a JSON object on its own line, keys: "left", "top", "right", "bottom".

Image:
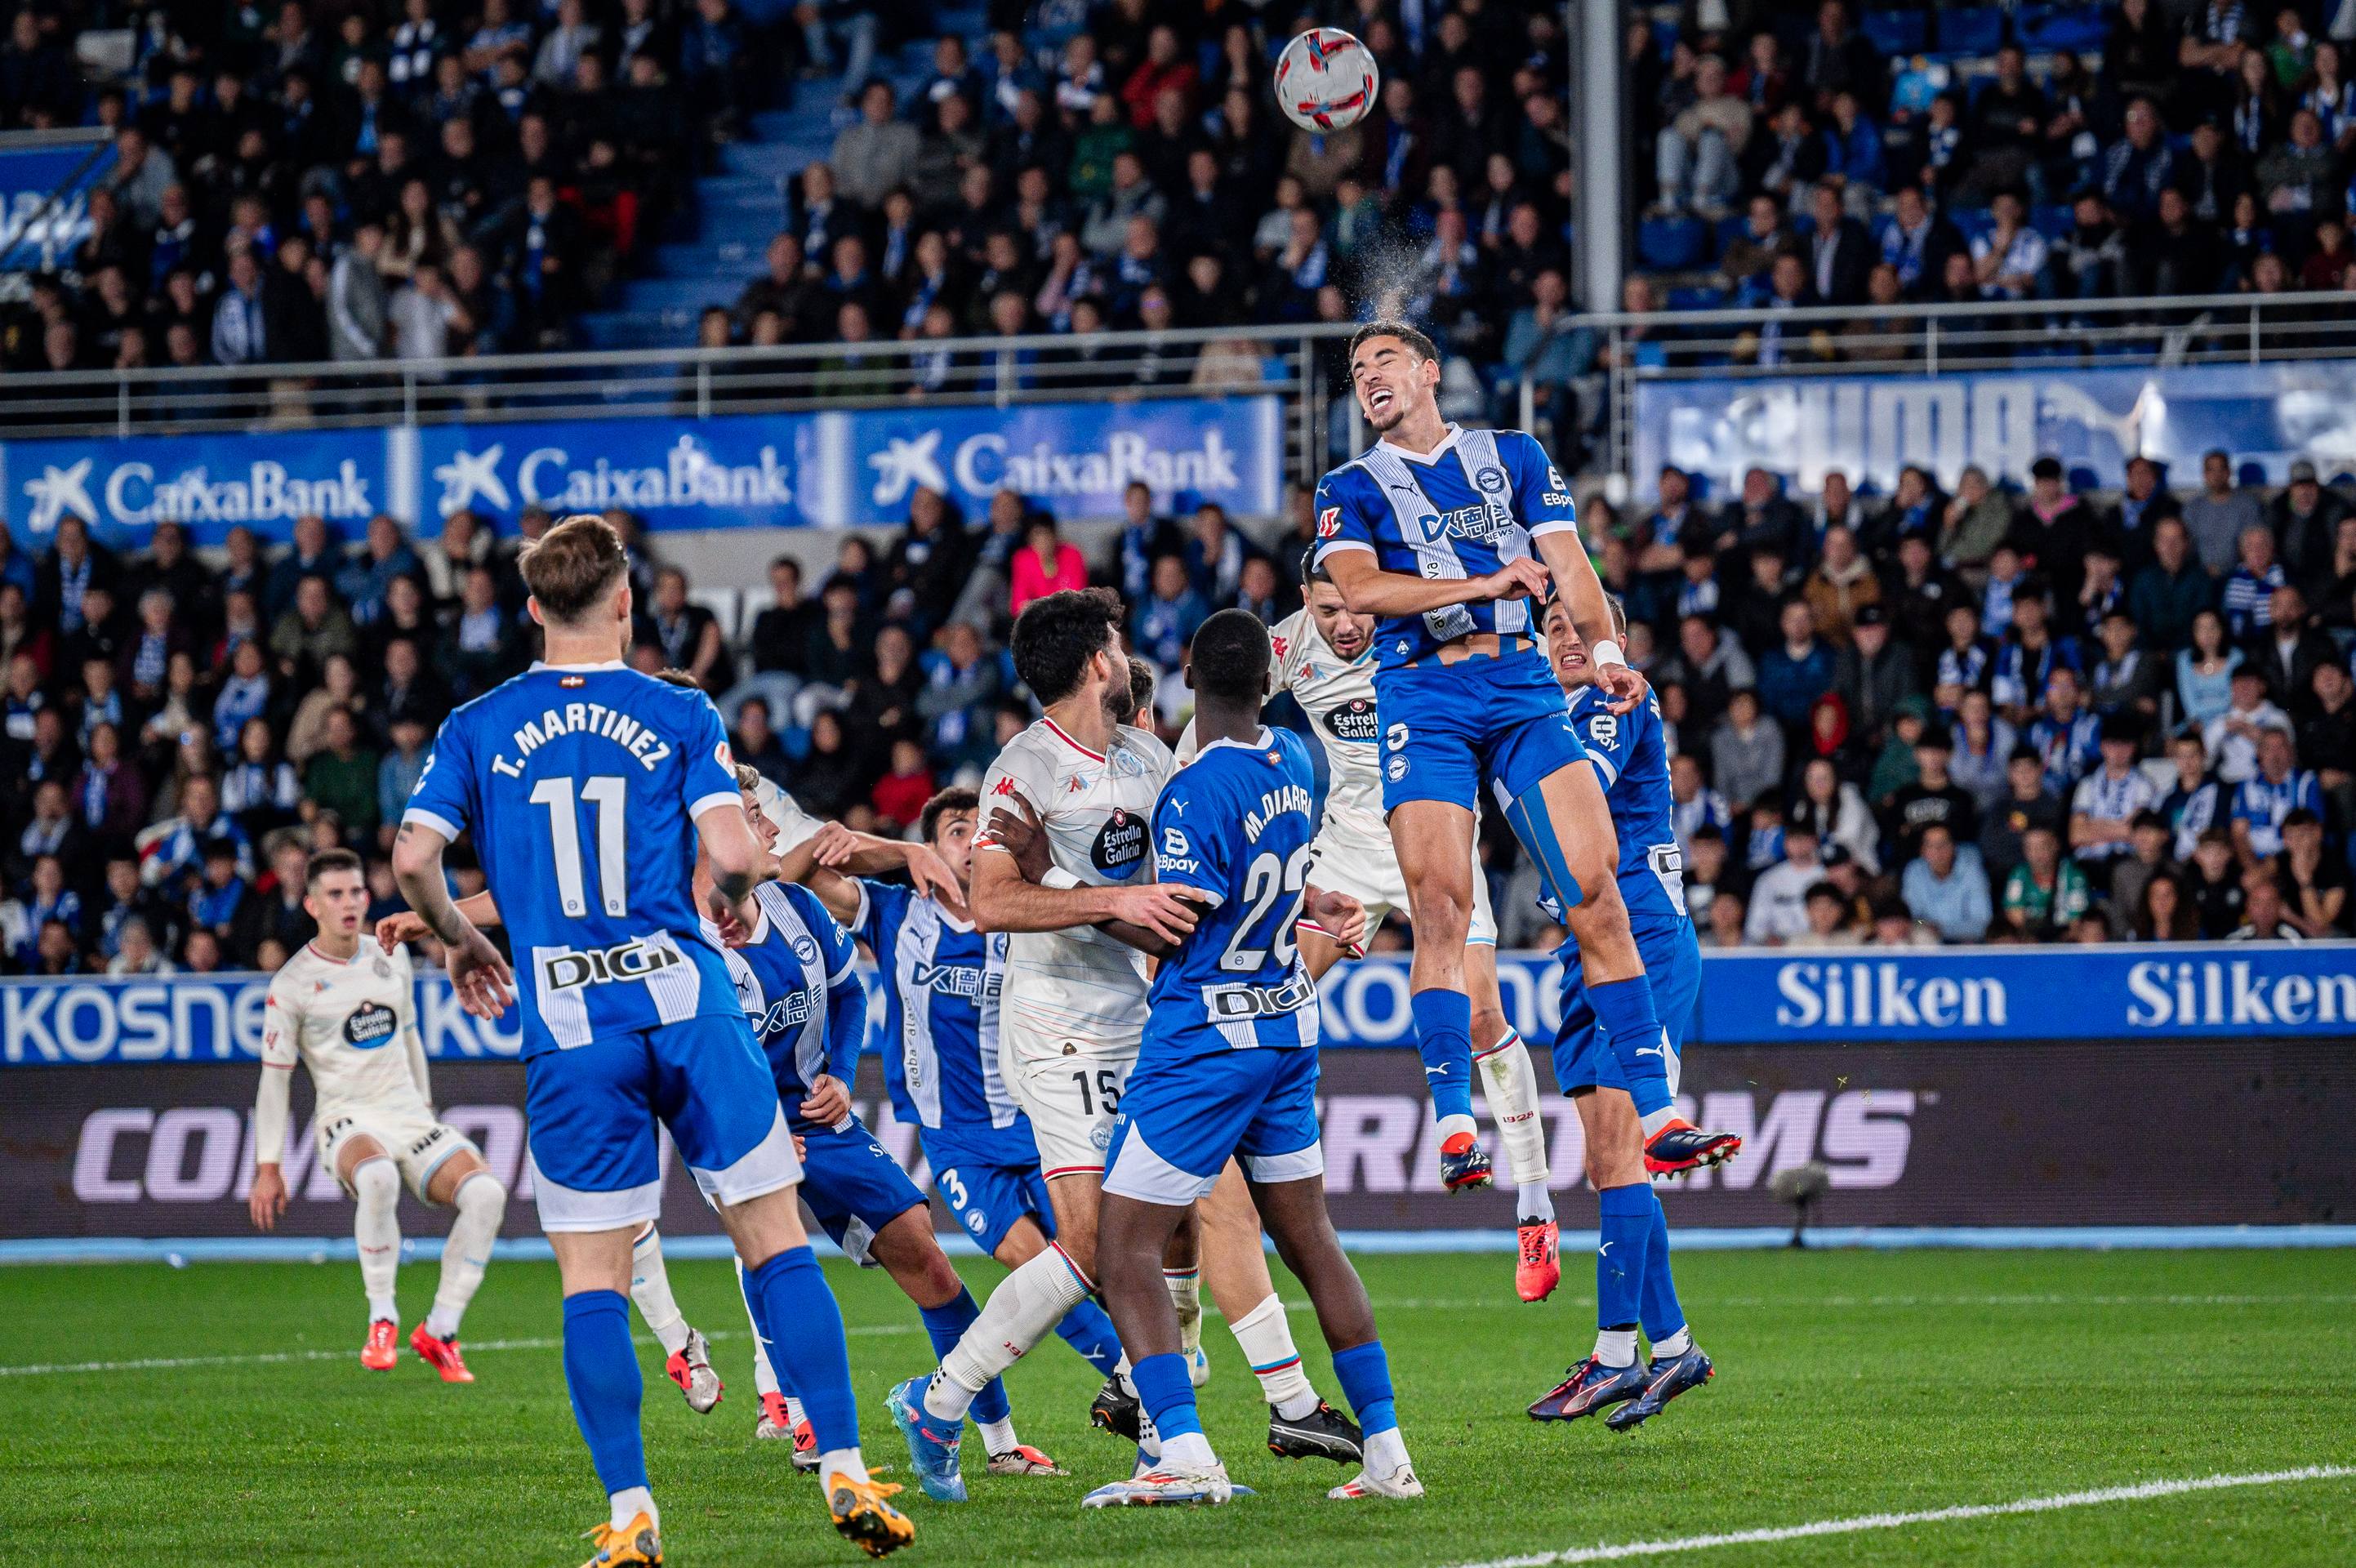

{"left": 531, "top": 774, "right": 630, "bottom": 918}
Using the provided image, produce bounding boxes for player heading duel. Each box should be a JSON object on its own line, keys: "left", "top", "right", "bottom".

{"left": 1312, "top": 322, "right": 1739, "bottom": 1178}
{"left": 391, "top": 515, "right": 911, "bottom": 1565}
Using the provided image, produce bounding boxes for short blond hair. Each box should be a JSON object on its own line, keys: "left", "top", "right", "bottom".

{"left": 519, "top": 514, "right": 628, "bottom": 624}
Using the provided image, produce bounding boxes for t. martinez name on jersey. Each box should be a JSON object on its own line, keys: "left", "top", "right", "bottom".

{"left": 482, "top": 696, "right": 680, "bottom": 780}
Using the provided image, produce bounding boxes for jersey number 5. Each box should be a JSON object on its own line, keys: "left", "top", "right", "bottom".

{"left": 530, "top": 775, "right": 630, "bottom": 918}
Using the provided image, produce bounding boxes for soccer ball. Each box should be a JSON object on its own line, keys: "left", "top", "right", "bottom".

{"left": 1273, "top": 29, "right": 1378, "bottom": 133}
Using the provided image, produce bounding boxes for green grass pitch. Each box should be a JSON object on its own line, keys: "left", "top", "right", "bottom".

{"left": 5, "top": 1247, "right": 2353, "bottom": 1566}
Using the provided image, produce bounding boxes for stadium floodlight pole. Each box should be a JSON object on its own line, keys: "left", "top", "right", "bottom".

{"left": 1574, "top": 0, "right": 1627, "bottom": 315}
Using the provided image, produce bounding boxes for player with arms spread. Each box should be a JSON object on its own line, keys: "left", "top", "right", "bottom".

{"left": 250, "top": 847, "right": 509, "bottom": 1379}
{"left": 1080, "top": 609, "right": 1421, "bottom": 1506}
{"left": 1313, "top": 321, "right": 1738, "bottom": 1179}
{"left": 1525, "top": 598, "right": 1717, "bottom": 1430}
{"left": 391, "top": 516, "right": 911, "bottom": 1566}
{"left": 1186, "top": 546, "right": 1564, "bottom": 1298}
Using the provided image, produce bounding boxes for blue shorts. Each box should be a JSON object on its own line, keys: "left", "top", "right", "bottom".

{"left": 796, "top": 1116, "right": 929, "bottom": 1267}
{"left": 1104, "top": 1041, "right": 1324, "bottom": 1206}
{"left": 1553, "top": 917, "right": 1701, "bottom": 1096}
{"left": 524, "top": 1013, "right": 799, "bottom": 1233}
{"left": 919, "top": 1120, "right": 1054, "bottom": 1256}
{"left": 1374, "top": 644, "right": 1587, "bottom": 814}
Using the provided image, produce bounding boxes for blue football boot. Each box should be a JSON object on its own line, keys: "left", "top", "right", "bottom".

{"left": 884, "top": 1375, "right": 967, "bottom": 1502}
{"left": 1439, "top": 1131, "right": 1494, "bottom": 1193}
{"left": 1606, "top": 1346, "right": 1715, "bottom": 1432}
{"left": 1526, "top": 1356, "right": 1652, "bottom": 1422}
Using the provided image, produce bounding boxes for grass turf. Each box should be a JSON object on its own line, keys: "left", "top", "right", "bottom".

{"left": 2, "top": 1247, "right": 2351, "bottom": 1566}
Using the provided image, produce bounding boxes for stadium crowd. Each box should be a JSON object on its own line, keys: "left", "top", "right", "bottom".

{"left": 0, "top": 423, "right": 2349, "bottom": 978}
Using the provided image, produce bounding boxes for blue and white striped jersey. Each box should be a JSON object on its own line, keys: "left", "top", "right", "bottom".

{"left": 1311, "top": 425, "right": 1579, "bottom": 669}
{"left": 854, "top": 878, "right": 1022, "bottom": 1134}
{"left": 1144, "top": 728, "right": 1321, "bottom": 1053}
{"left": 1565, "top": 684, "right": 1689, "bottom": 927}
{"left": 707, "top": 880, "right": 862, "bottom": 1129}
{"left": 402, "top": 661, "right": 744, "bottom": 1060}
{"left": 2232, "top": 768, "right": 2322, "bottom": 860}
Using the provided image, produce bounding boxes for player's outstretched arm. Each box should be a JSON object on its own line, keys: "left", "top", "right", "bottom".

{"left": 391, "top": 821, "right": 515, "bottom": 1017}
{"left": 1303, "top": 885, "right": 1368, "bottom": 954}
{"left": 788, "top": 821, "right": 965, "bottom": 919}
{"left": 1322, "top": 544, "right": 1551, "bottom": 618}
{"left": 692, "top": 797, "right": 781, "bottom": 909}
{"left": 968, "top": 801, "right": 1200, "bottom": 944}
{"left": 375, "top": 888, "right": 501, "bottom": 951}
{"left": 981, "top": 801, "right": 1199, "bottom": 955}
{"left": 1532, "top": 529, "right": 1648, "bottom": 714}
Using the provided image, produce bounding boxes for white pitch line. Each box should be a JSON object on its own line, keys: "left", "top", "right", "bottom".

{"left": 1442, "top": 1466, "right": 2356, "bottom": 1568}
{"left": 0, "top": 1321, "right": 917, "bottom": 1379}
{"left": 1282, "top": 1293, "right": 2356, "bottom": 1314}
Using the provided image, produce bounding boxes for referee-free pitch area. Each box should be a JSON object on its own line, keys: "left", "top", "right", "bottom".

{"left": 5, "top": 1248, "right": 2350, "bottom": 1566}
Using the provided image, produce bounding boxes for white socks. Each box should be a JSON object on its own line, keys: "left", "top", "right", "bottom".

{"left": 352, "top": 1157, "right": 401, "bottom": 1322}
{"left": 1159, "top": 1430, "right": 1216, "bottom": 1470}
{"left": 1477, "top": 1030, "right": 1552, "bottom": 1195}
{"left": 1653, "top": 1325, "right": 1691, "bottom": 1359}
{"left": 633, "top": 1225, "right": 692, "bottom": 1356}
{"left": 1594, "top": 1327, "right": 1639, "bottom": 1367}
{"left": 929, "top": 1245, "right": 1090, "bottom": 1423}
{"left": 425, "top": 1172, "right": 505, "bottom": 1340}
{"left": 978, "top": 1415, "right": 1019, "bottom": 1454}
{"left": 785, "top": 1392, "right": 805, "bottom": 1426}
{"left": 1227, "top": 1292, "right": 1318, "bottom": 1418}
{"left": 1165, "top": 1267, "right": 1202, "bottom": 1358}
{"left": 817, "top": 1448, "right": 870, "bottom": 1489}
{"left": 608, "top": 1486, "right": 657, "bottom": 1532}
{"left": 1518, "top": 1183, "right": 1556, "bottom": 1222}
{"left": 1640, "top": 1106, "right": 1680, "bottom": 1138}
{"left": 1436, "top": 1111, "right": 1478, "bottom": 1143}
{"left": 1364, "top": 1426, "right": 1410, "bottom": 1475}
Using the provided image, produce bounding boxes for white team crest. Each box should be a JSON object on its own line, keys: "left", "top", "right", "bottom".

{"left": 1474, "top": 465, "right": 1508, "bottom": 494}
{"left": 868, "top": 431, "right": 947, "bottom": 505}
{"left": 20, "top": 459, "right": 96, "bottom": 533}
{"left": 434, "top": 445, "right": 510, "bottom": 516}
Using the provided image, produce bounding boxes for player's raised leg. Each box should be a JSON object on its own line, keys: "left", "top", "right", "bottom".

{"left": 627, "top": 1224, "right": 722, "bottom": 1414}
{"left": 982, "top": 1209, "right": 1125, "bottom": 1378}
{"left": 1196, "top": 1160, "right": 1363, "bottom": 1463}
{"left": 409, "top": 1152, "right": 507, "bottom": 1382}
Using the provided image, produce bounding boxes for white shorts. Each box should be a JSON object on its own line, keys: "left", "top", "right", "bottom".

{"left": 319, "top": 1104, "right": 479, "bottom": 1204}
{"left": 1301, "top": 822, "right": 1497, "bottom": 947}
{"left": 997, "top": 1009, "right": 1142, "bottom": 1181}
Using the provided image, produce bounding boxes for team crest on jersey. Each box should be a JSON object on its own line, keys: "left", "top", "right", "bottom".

{"left": 342, "top": 1001, "right": 397, "bottom": 1049}
{"left": 1387, "top": 755, "right": 1408, "bottom": 782}
{"left": 1474, "top": 466, "right": 1508, "bottom": 495}
{"left": 1108, "top": 748, "right": 1147, "bottom": 779}
{"left": 1324, "top": 698, "right": 1378, "bottom": 744}
{"left": 1091, "top": 808, "right": 1147, "bottom": 875}
{"left": 792, "top": 933, "right": 819, "bottom": 964}
{"left": 1316, "top": 506, "right": 1340, "bottom": 538}
{"left": 372, "top": 957, "right": 391, "bottom": 979}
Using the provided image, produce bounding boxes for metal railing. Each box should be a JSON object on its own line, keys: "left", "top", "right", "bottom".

{"left": 6, "top": 287, "right": 2353, "bottom": 491}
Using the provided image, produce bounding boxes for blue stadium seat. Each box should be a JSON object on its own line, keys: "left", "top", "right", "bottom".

{"left": 1862, "top": 12, "right": 1929, "bottom": 56}
{"left": 1953, "top": 208, "right": 1998, "bottom": 245}
{"left": 2069, "top": 466, "right": 2100, "bottom": 492}
{"left": 1715, "top": 212, "right": 1751, "bottom": 254}
{"left": 2238, "top": 461, "right": 2267, "bottom": 488}
{"left": 1935, "top": 7, "right": 2006, "bottom": 56}
{"left": 2014, "top": 5, "right": 2109, "bottom": 55}
{"left": 2031, "top": 205, "right": 2073, "bottom": 238}
{"left": 1639, "top": 216, "right": 1710, "bottom": 271}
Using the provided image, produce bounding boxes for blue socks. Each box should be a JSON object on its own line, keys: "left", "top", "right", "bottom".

{"left": 1410, "top": 988, "right": 1476, "bottom": 1125}
{"left": 1641, "top": 1189, "right": 1685, "bottom": 1347}
{"left": 920, "top": 1287, "right": 1010, "bottom": 1426}
{"left": 1597, "top": 1183, "right": 1653, "bottom": 1334}
{"left": 561, "top": 1290, "right": 647, "bottom": 1496}
{"left": 1129, "top": 1350, "right": 1204, "bottom": 1442}
{"left": 1055, "top": 1298, "right": 1125, "bottom": 1378}
{"left": 1330, "top": 1340, "right": 1398, "bottom": 1437}
{"left": 1588, "top": 974, "right": 1672, "bottom": 1119}
{"left": 746, "top": 1245, "right": 857, "bottom": 1454}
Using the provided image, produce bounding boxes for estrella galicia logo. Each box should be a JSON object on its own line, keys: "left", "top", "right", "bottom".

{"left": 341, "top": 1001, "right": 398, "bottom": 1049}
{"left": 1324, "top": 697, "right": 1378, "bottom": 744}
{"left": 1092, "top": 808, "right": 1147, "bottom": 876}
{"left": 1474, "top": 465, "right": 1508, "bottom": 495}
{"left": 1385, "top": 721, "right": 1409, "bottom": 751}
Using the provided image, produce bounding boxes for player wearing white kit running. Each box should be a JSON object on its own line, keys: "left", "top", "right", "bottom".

{"left": 250, "top": 848, "right": 508, "bottom": 1380}
{"left": 1182, "top": 550, "right": 1563, "bottom": 1299}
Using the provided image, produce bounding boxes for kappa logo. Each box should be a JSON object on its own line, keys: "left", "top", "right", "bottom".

{"left": 991, "top": 777, "right": 1017, "bottom": 796}
{"left": 20, "top": 458, "right": 96, "bottom": 533}
{"left": 868, "top": 430, "right": 949, "bottom": 506}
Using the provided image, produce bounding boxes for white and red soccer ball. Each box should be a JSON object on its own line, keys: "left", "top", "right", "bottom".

{"left": 1274, "top": 28, "right": 1378, "bottom": 133}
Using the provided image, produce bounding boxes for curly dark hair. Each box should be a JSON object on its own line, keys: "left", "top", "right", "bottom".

{"left": 1010, "top": 586, "right": 1123, "bottom": 705}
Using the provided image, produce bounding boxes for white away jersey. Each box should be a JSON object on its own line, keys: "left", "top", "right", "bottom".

{"left": 976, "top": 716, "right": 1174, "bottom": 1036}
{"left": 750, "top": 775, "right": 822, "bottom": 856}
{"left": 262, "top": 938, "right": 433, "bottom": 1125}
